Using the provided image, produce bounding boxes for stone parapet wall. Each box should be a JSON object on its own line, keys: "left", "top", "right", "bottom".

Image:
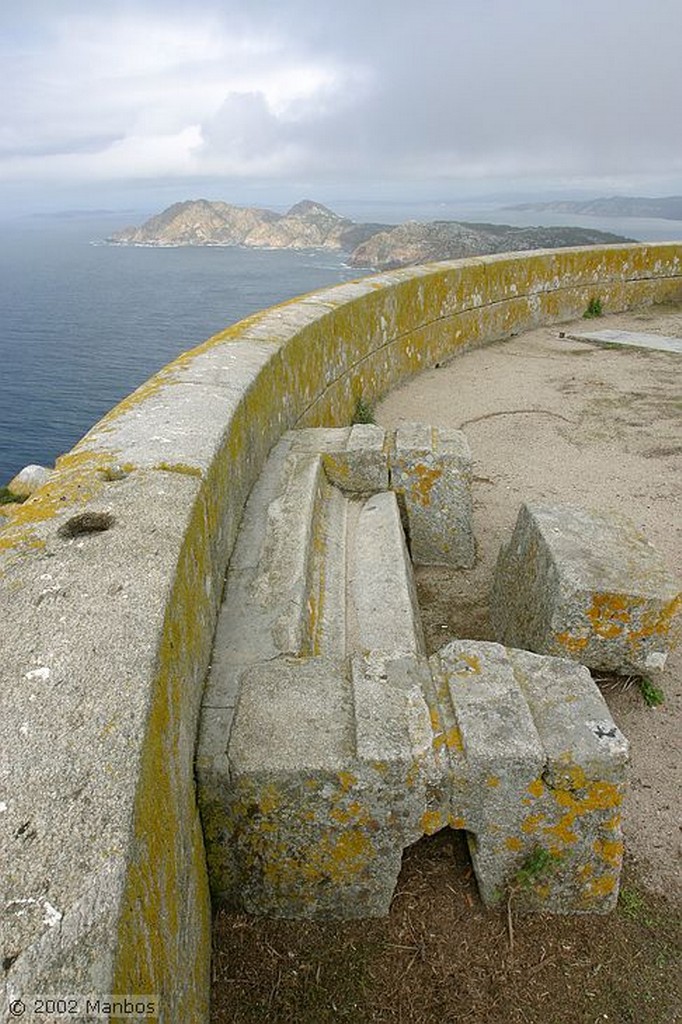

{"left": 1, "top": 244, "right": 680, "bottom": 1021}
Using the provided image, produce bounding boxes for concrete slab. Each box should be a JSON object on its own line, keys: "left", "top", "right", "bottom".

{"left": 228, "top": 658, "right": 354, "bottom": 775}
{"left": 202, "top": 449, "right": 326, "bottom": 709}
{"left": 76, "top": 382, "right": 247, "bottom": 473}
{"left": 567, "top": 329, "right": 682, "bottom": 354}
{"left": 1, "top": 469, "right": 208, "bottom": 991}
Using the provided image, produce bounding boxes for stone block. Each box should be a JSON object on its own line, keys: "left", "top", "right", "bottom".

{"left": 287, "top": 427, "right": 350, "bottom": 453}
{"left": 431, "top": 640, "right": 628, "bottom": 912}
{"left": 287, "top": 424, "right": 389, "bottom": 493}
{"left": 490, "top": 503, "right": 682, "bottom": 674}
{"left": 389, "top": 422, "right": 475, "bottom": 567}
{"left": 321, "top": 423, "right": 389, "bottom": 493}
{"left": 213, "top": 654, "right": 434, "bottom": 918}
{"left": 199, "top": 438, "right": 631, "bottom": 922}
{"left": 210, "top": 640, "right": 628, "bottom": 919}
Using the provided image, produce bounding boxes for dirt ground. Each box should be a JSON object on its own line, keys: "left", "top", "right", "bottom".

{"left": 211, "top": 303, "right": 681, "bottom": 1023}
{"left": 212, "top": 831, "right": 680, "bottom": 1024}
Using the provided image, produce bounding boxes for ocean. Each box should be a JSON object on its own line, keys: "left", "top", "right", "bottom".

{"left": 0, "top": 214, "right": 365, "bottom": 485}
{"left": 2, "top": 207, "right": 681, "bottom": 487}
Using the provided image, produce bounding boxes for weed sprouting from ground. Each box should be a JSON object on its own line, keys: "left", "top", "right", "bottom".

{"left": 639, "top": 676, "right": 665, "bottom": 707}
{"left": 593, "top": 671, "right": 665, "bottom": 708}
{"left": 583, "top": 296, "right": 604, "bottom": 319}
{"left": 352, "top": 398, "right": 375, "bottom": 425}
{"left": 620, "top": 887, "right": 646, "bottom": 919}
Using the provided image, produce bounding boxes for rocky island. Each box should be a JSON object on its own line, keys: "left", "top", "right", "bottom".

{"left": 108, "top": 199, "right": 632, "bottom": 270}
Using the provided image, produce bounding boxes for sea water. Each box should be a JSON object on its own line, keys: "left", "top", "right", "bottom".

{"left": 2, "top": 208, "right": 680, "bottom": 486}
{"left": 0, "top": 214, "right": 365, "bottom": 484}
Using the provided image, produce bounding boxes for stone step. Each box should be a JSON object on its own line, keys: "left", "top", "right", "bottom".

{"left": 348, "top": 490, "right": 425, "bottom": 657}
{"left": 201, "top": 428, "right": 434, "bottom": 718}
{"left": 305, "top": 476, "right": 349, "bottom": 658}
{"left": 430, "top": 640, "right": 628, "bottom": 913}
{"left": 201, "top": 442, "right": 328, "bottom": 715}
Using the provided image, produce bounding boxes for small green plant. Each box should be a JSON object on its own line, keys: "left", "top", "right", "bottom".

{"left": 583, "top": 296, "right": 604, "bottom": 319}
{"left": 619, "top": 887, "right": 645, "bottom": 919}
{"left": 618, "top": 885, "right": 657, "bottom": 927}
{"left": 0, "top": 486, "right": 27, "bottom": 506}
{"left": 514, "top": 846, "right": 556, "bottom": 888}
{"left": 639, "top": 676, "right": 664, "bottom": 707}
{"left": 352, "top": 397, "right": 375, "bottom": 425}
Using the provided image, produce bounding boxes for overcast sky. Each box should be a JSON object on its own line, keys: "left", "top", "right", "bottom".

{"left": 2, "top": 0, "right": 681, "bottom": 214}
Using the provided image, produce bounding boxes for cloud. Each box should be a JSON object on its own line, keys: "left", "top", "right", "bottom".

{"left": 1, "top": 0, "right": 681, "bottom": 203}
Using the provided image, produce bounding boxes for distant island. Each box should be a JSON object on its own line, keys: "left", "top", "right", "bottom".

{"left": 504, "top": 195, "right": 682, "bottom": 221}
{"left": 108, "top": 199, "right": 632, "bottom": 270}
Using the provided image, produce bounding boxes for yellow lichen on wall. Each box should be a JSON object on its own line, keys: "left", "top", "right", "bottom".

{"left": 629, "top": 593, "right": 682, "bottom": 644}
{"left": 587, "top": 592, "right": 641, "bottom": 639}
{"left": 409, "top": 463, "right": 443, "bottom": 507}
{"left": 3, "top": 450, "right": 118, "bottom": 530}
{"left": 555, "top": 631, "right": 589, "bottom": 655}
{"left": 112, "top": 478, "right": 216, "bottom": 1019}
{"left": 421, "top": 809, "right": 443, "bottom": 834}
{"left": 446, "top": 725, "right": 464, "bottom": 752}
{"left": 521, "top": 813, "right": 546, "bottom": 834}
{"left": 593, "top": 838, "right": 624, "bottom": 869}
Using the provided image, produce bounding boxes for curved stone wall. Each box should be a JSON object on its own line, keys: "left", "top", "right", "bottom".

{"left": 1, "top": 243, "right": 680, "bottom": 1020}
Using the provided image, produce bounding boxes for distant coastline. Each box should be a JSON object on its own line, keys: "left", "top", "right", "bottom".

{"left": 504, "top": 195, "right": 682, "bottom": 222}
{"left": 108, "top": 198, "right": 633, "bottom": 271}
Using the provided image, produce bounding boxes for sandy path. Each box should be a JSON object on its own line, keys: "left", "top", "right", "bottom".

{"left": 376, "top": 303, "right": 682, "bottom": 898}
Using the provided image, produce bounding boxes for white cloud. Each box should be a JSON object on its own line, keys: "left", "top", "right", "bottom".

{"left": 1, "top": 0, "right": 681, "bottom": 203}
{"left": 0, "top": 126, "right": 202, "bottom": 182}
{"left": 0, "top": 5, "right": 369, "bottom": 185}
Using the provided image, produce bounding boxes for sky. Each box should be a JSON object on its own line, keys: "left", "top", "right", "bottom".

{"left": 2, "top": 0, "right": 682, "bottom": 216}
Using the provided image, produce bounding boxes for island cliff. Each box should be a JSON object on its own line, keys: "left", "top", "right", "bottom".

{"left": 109, "top": 199, "right": 384, "bottom": 252}
{"left": 109, "top": 199, "right": 631, "bottom": 270}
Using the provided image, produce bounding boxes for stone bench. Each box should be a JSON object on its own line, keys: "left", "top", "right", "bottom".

{"left": 490, "top": 503, "right": 682, "bottom": 675}
{"left": 197, "top": 431, "right": 629, "bottom": 919}
{"left": 198, "top": 423, "right": 471, "bottom": 736}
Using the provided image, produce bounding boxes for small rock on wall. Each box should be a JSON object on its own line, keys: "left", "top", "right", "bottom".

{"left": 7, "top": 464, "right": 52, "bottom": 497}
